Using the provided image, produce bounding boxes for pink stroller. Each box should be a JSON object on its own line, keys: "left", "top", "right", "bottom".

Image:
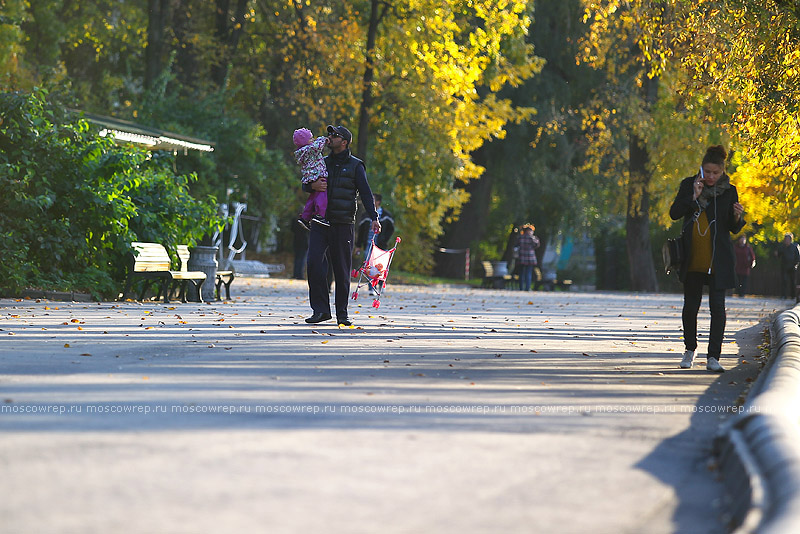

{"left": 351, "top": 236, "right": 401, "bottom": 309}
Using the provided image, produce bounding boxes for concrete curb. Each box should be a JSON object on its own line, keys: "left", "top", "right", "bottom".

{"left": 716, "top": 306, "right": 800, "bottom": 533}
{"left": 16, "top": 289, "right": 95, "bottom": 302}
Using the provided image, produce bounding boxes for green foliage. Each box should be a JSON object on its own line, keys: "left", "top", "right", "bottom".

{"left": 0, "top": 0, "right": 28, "bottom": 89}
{"left": 0, "top": 89, "right": 222, "bottom": 297}
{"left": 453, "top": 0, "right": 601, "bottom": 266}
{"left": 138, "top": 85, "right": 296, "bottom": 240}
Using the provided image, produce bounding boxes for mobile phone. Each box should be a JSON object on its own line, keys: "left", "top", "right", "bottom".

{"left": 695, "top": 167, "right": 704, "bottom": 187}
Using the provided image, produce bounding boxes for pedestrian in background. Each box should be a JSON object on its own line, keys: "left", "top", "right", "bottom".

{"left": 291, "top": 217, "right": 309, "bottom": 280}
{"left": 669, "top": 145, "right": 745, "bottom": 373}
{"left": 777, "top": 232, "right": 800, "bottom": 299}
{"left": 733, "top": 234, "right": 755, "bottom": 297}
{"left": 516, "top": 224, "right": 540, "bottom": 292}
{"left": 357, "top": 193, "right": 394, "bottom": 252}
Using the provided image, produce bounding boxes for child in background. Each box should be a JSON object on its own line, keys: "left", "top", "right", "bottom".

{"left": 293, "top": 128, "right": 330, "bottom": 230}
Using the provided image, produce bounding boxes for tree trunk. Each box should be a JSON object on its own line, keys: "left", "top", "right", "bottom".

{"left": 172, "top": 0, "right": 197, "bottom": 89}
{"left": 211, "top": 0, "right": 248, "bottom": 88}
{"left": 626, "top": 132, "right": 658, "bottom": 292}
{"left": 356, "top": 0, "right": 384, "bottom": 161}
{"left": 145, "top": 0, "right": 171, "bottom": 90}
{"left": 436, "top": 148, "right": 492, "bottom": 279}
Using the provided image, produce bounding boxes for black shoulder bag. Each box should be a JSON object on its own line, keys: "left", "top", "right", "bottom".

{"left": 662, "top": 237, "right": 683, "bottom": 275}
{"left": 662, "top": 212, "right": 697, "bottom": 275}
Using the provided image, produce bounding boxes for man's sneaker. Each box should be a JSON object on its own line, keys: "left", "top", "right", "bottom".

{"left": 706, "top": 357, "right": 725, "bottom": 373}
{"left": 312, "top": 216, "right": 330, "bottom": 227}
{"left": 297, "top": 218, "right": 311, "bottom": 231}
{"left": 679, "top": 350, "right": 695, "bottom": 369}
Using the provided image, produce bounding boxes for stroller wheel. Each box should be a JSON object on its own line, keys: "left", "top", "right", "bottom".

{"left": 351, "top": 291, "right": 358, "bottom": 300}
{"left": 372, "top": 299, "right": 380, "bottom": 309}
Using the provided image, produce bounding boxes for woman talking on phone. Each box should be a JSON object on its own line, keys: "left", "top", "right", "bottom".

{"left": 669, "top": 145, "right": 746, "bottom": 372}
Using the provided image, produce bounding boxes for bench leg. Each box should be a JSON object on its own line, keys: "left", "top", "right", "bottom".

{"left": 121, "top": 276, "right": 133, "bottom": 301}
{"left": 224, "top": 274, "right": 233, "bottom": 300}
{"left": 215, "top": 274, "right": 234, "bottom": 300}
{"left": 161, "top": 279, "right": 171, "bottom": 303}
{"left": 195, "top": 279, "right": 205, "bottom": 304}
{"left": 138, "top": 279, "right": 152, "bottom": 301}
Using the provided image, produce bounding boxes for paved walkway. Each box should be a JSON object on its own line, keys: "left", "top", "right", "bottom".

{"left": 0, "top": 279, "right": 786, "bottom": 533}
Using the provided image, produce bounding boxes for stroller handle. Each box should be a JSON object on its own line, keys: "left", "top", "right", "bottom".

{"left": 370, "top": 236, "right": 402, "bottom": 247}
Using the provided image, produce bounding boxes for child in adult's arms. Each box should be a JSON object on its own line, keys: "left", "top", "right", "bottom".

{"left": 293, "top": 128, "right": 330, "bottom": 230}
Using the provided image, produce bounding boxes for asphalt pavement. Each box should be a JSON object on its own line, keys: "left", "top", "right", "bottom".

{"left": 0, "top": 278, "right": 787, "bottom": 534}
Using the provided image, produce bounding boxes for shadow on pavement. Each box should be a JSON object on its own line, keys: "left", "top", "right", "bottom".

{"left": 634, "top": 322, "right": 767, "bottom": 532}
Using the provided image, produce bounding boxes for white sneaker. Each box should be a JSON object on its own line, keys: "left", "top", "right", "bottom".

{"left": 706, "top": 357, "right": 725, "bottom": 373}
{"left": 680, "top": 350, "right": 695, "bottom": 369}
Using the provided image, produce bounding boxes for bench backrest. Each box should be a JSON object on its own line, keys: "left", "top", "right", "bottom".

{"left": 482, "top": 261, "right": 494, "bottom": 277}
{"left": 176, "top": 245, "right": 191, "bottom": 273}
{"left": 130, "top": 242, "right": 171, "bottom": 272}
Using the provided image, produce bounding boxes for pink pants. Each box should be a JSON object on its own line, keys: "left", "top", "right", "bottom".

{"left": 301, "top": 190, "right": 327, "bottom": 221}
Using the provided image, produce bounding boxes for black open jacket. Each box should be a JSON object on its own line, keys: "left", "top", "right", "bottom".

{"left": 669, "top": 174, "right": 745, "bottom": 289}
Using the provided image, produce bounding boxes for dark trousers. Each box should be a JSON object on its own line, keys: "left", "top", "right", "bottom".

{"left": 293, "top": 245, "right": 308, "bottom": 280}
{"left": 682, "top": 272, "right": 726, "bottom": 359}
{"left": 780, "top": 267, "right": 796, "bottom": 299}
{"left": 307, "top": 222, "right": 354, "bottom": 319}
{"left": 735, "top": 274, "right": 748, "bottom": 297}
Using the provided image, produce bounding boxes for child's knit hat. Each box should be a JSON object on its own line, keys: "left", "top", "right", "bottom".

{"left": 293, "top": 128, "right": 313, "bottom": 148}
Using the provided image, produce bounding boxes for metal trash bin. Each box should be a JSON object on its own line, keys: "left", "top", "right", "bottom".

{"left": 187, "top": 245, "right": 219, "bottom": 302}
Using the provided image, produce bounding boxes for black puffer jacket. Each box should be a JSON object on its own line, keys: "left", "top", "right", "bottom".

{"left": 324, "top": 150, "right": 365, "bottom": 224}
{"left": 669, "top": 174, "right": 745, "bottom": 289}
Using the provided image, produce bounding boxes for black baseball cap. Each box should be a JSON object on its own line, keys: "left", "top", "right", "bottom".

{"left": 326, "top": 125, "right": 352, "bottom": 143}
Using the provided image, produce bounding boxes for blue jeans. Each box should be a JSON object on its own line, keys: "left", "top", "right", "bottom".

{"left": 520, "top": 264, "right": 534, "bottom": 291}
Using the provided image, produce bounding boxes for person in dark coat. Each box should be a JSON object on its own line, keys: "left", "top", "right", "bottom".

{"left": 357, "top": 194, "right": 394, "bottom": 251}
{"left": 733, "top": 234, "right": 755, "bottom": 297}
{"left": 777, "top": 233, "right": 800, "bottom": 299}
{"left": 669, "top": 145, "right": 745, "bottom": 372}
{"left": 291, "top": 218, "right": 309, "bottom": 279}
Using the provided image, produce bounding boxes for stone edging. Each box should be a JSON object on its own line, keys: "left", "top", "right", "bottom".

{"left": 17, "top": 289, "right": 95, "bottom": 302}
{"left": 715, "top": 307, "right": 800, "bottom": 533}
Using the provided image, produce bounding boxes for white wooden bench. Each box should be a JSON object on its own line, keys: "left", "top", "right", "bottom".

{"left": 120, "top": 242, "right": 206, "bottom": 303}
